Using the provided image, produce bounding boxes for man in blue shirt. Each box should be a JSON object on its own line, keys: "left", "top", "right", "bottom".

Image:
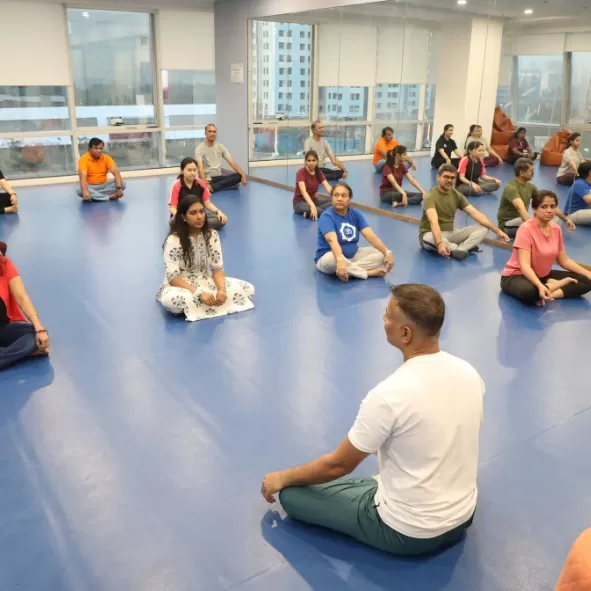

{"left": 565, "top": 161, "right": 591, "bottom": 226}
{"left": 315, "top": 183, "right": 394, "bottom": 280}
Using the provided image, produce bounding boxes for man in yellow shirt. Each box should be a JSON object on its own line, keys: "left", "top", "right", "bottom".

{"left": 77, "top": 138, "right": 125, "bottom": 202}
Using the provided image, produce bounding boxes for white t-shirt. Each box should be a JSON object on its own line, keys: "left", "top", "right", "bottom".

{"left": 557, "top": 147, "right": 585, "bottom": 178}
{"left": 195, "top": 142, "right": 231, "bottom": 180}
{"left": 348, "top": 351, "right": 484, "bottom": 539}
{"left": 303, "top": 137, "right": 333, "bottom": 167}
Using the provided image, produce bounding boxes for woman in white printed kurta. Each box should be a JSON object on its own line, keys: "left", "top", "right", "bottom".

{"left": 157, "top": 195, "right": 254, "bottom": 321}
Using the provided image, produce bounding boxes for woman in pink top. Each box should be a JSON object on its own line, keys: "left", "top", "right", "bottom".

{"left": 293, "top": 150, "right": 333, "bottom": 220}
{"left": 501, "top": 190, "right": 591, "bottom": 306}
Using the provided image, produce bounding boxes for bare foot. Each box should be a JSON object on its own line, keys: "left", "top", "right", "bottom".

{"left": 31, "top": 348, "right": 49, "bottom": 357}
{"left": 546, "top": 277, "right": 577, "bottom": 292}
{"left": 392, "top": 202, "right": 400, "bottom": 208}
{"left": 4, "top": 205, "right": 18, "bottom": 214}
{"left": 368, "top": 268, "right": 388, "bottom": 278}
{"left": 109, "top": 194, "right": 122, "bottom": 200}
{"left": 536, "top": 300, "right": 545, "bottom": 307}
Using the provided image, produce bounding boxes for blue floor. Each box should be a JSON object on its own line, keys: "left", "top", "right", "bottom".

{"left": 255, "top": 156, "right": 591, "bottom": 264}
{"left": 1, "top": 176, "right": 590, "bottom": 590}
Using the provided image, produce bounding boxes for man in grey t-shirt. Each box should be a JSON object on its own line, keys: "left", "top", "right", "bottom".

{"left": 303, "top": 120, "right": 348, "bottom": 181}
{"left": 195, "top": 124, "right": 247, "bottom": 193}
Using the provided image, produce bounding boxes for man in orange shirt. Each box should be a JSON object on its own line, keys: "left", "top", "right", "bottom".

{"left": 373, "top": 127, "right": 416, "bottom": 173}
{"left": 77, "top": 138, "right": 125, "bottom": 202}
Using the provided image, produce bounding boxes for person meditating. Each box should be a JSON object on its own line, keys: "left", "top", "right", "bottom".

{"left": 0, "top": 251, "right": 49, "bottom": 370}
{"left": 372, "top": 127, "right": 416, "bottom": 173}
{"left": 506, "top": 127, "right": 538, "bottom": 164}
{"left": 293, "top": 150, "right": 333, "bottom": 220}
{"left": 431, "top": 124, "right": 463, "bottom": 170}
{"left": 157, "top": 195, "right": 254, "bottom": 322}
{"left": 379, "top": 146, "right": 425, "bottom": 207}
{"left": 500, "top": 190, "right": 591, "bottom": 306}
{"left": 196, "top": 124, "right": 247, "bottom": 193}
{"left": 557, "top": 133, "right": 586, "bottom": 186}
{"left": 168, "top": 158, "right": 226, "bottom": 230}
{"left": 304, "top": 121, "right": 348, "bottom": 181}
{"left": 456, "top": 142, "right": 501, "bottom": 196}
{"left": 0, "top": 169, "right": 18, "bottom": 214}
{"left": 420, "top": 164, "right": 509, "bottom": 261}
{"left": 77, "top": 138, "right": 125, "bottom": 202}
{"left": 262, "top": 283, "right": 484, "bottom": 556}
{"left": 564, "top": 160, "right": 591, "bottom": 226}
{"left": 465, "top": 124, "right": 503, "bottom": 167}
{"left": 315, "top": 183, "right": 394, "bottom": 280}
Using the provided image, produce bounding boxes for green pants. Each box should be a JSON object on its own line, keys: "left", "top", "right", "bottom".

{"left": 279, "top": 477, "right": 474, "bottom": 556}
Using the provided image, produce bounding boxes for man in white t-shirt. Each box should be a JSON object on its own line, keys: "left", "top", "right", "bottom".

{"left": 195, "top": 124, "right": 248, "bottom": 193}
{"left": 262, "top": 283, "right": 484, "bottom": 555}
{"left": 303, "top": 120, "right": 348, "bottom": 181}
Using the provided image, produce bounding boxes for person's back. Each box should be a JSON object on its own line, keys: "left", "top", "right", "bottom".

{"left": 351, "top": 351, "right": 483, "bottom": 537}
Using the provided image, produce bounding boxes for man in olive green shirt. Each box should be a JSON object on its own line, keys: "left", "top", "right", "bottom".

{"left": 497, "top": 158, "right": 576, "bottom": 238}
{"left": 420, "top": 163, "right": 509, "bottom": 261}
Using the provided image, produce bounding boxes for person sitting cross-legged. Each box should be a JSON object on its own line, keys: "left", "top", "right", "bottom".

{"left": 500, "top": 190, "right": 591, "bottom": 306}
{"left": 564, "top": 160, "right": 591, "bottom": 226}
{"left": 262, "top": 283, "right": 484, "bottom": 556}
{"left": 419, "top": 164, "right": 509, "bottom": 261}
{"left": 379, "top": 146, "right": 425, "bottom": 208}
{"left": 77, "top": 138, "right": 126, "bottom": 202}
{"left": 315, "top": 183, "right": 394, "bottom": 281}
{"left": 456, "top": 142, "right": 501, "bottom": 197}
{"left": 0, "top": 169, "right": 18, "bottom": 214}
{"left": 304, "top": 120, "right": 348, "bottom": 181}
{"left": 293, "top": 150, "right": 333, "bottom": 220}
{"left": 196, "top": 124, "right": 247, "bottom": 193}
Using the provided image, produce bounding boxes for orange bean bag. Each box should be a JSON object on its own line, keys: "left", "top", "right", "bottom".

{"left": 21, "top": 145, "right": 45, "bottom": 165}
{"left": 490, "top": 107, "right": 514, "bottom": 164}
{"left": 492, "top": 144, "right": 509, "bottom": 161}
{"left": 541, "top": 129, "right": 572, "bottom": 167}
{"left": 491, "top": 129, "right": 513, "bottom": 146}
{"left": 493, "top": 106, "right": 515, "bottom": 133}
{"left": 555, "top": 528, "right": 591, "bottom": 590}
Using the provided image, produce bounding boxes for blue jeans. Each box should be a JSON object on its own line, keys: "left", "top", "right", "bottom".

{"left": 374, "top": 160, "right": 386, "bottom": 173}
{"left": 0, "top": 322, "right": 38, "bottom": 370}
{"left": 77, "top": 180, "right": 126, "bottom": 202}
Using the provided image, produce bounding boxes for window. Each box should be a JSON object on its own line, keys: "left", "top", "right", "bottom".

{"left": 287, "top": 43, "right": 292, "bottom": 50}
{"left": 279, "top": 30, "right": 284, "bottom": 36}
{"left": 300, "top": 31, "right": 305, "bottom": 38}
{"left": 279, "top": 55, "right": 286, "bottom": 62}
{"left": 264, "top": 92, "right": 268, "bottom": 99}
{"left": 374, "top": 84, "right": 421, "bottom": 121}
{"left": 287, "top": 81, "right": 292, "bottom": 87}
{"left": 279, "top": 42, "right": 284, "bottom": 49}
{"left": 264, "top": 43, "right": 269, "bottom": 50}
{"left": 351, "top": 93, "right": 360, "bottom": 101}
{"left": 318, "top": 87, "right": 369, "bottom": 121}
{"left": 569, "top": 52, "right": 591, "bottom": 124}
{"left": 162, "top": 71, "right": 215, "bottom": 128}
{"left": 300, "top": 68, "right": 306, "bottom": 75}
{"left": 279, "top": 81, "right": 285, "bottom": 87}
{"left": 278, "top": 104, "right": 284, "bottom": 110}
{"left": 279, "top": 68, "right": 285, "bottom": 75}
{"left": 68, "top": 9, "right": 155, "bottom": 127}
{"left": 516, "top": 55, "right": 563, "bottom": 125}
{"left": 300, "top": 81, "right": 306, "bottom": 88}
{"left": 300, "top": 44, "right": 305, "bottom": 50}
{"left": 288, "top": 68, "right": 292, "bottom": 75}
{"left": 300, "top": 92, "right": 305, "bottom": 99}
{"left": 278, "top": 92, "right": 284, "bottom": 99}
{"left": 287, "top": 93, "right": 292, "bottom": 99}
{"left": 300, "top": 56, "right": 305, "bottom": 63}
{"left": 287, "top": 30, "right": 292, "bottom": 37}
{"left": 350, "top": 105, "right": 360, "bottom": 113}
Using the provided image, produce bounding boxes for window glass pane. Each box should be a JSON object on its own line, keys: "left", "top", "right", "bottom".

{"left": 251, "top": 21, "right": 311, "bottom": 121}
{"left": 424, "top": 85, "right": 436, "bottom": 121}
{"left": 516, "top": 55, "right": 562, "bottom": 126}
{"left": 162, "top": 70, "right": 216, "bottom": 128}
{"left": 0, "top": 135, "right": 74, "bottom": 179}
{"left": 77, "top": 132, "right": 161, "bottom": 170}
{"left": 569, "top": 52, "right": 591, "bottom": 125}
{"left": 318, "top": 87, "right": 369, "bottom": 121}
{"left": 374, "top": 84, "right": 421, "bottom": 121}
{"left": 68, "top": 9, "right": 155, "bottom": 127}
{"left": 323, "top": 125, "right": 367, "bottom": 156}
{"left": 165, "top": 129, "right": 205, "bottom": 166}
{"left": 0, "top": 86, "right": 70, "bottom": 133}
{"left": 251, "top": 125, "right": 309, "bottom": 161}
{"left": 372, "top": 123, "right": 419, "bottom": 152}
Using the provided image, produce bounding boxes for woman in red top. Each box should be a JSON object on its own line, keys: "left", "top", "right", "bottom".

{"left": 293, "top": 150, "right": 333, "bottom": 220}
{"left": 456, "top": 142, "right": 501, "bottom": 196}
{"left": 168, "top": 158, "right": 226, "bottom": 230}
{"left": 0, "top": 248, "right": 49, "bottom": 370}
{"left": 500, "top": 190, "right": 591, "bottom": 306}
{"left": 506, "top": 127, "right": 538, "bottom": 164}
{"left": 379, "top": 146, "right": 425, "bottom": 207}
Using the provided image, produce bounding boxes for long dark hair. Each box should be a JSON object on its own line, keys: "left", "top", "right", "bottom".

{"left": 166, "top": 194, "right": 211, "bottom": 268}
{"left": 178, "top": 157, "right": 199, "bottom": 181}
{"left": 386, "top": 145, "right": 407, "bottom": 168}
{"left": 511, "top": 127, "right": 526, "bottom": 139}
{"left": 466, "top": 141, "right": 483, "bottom": 158}
{"left": 567, "top": 132, "right": 581, "bottom": 149}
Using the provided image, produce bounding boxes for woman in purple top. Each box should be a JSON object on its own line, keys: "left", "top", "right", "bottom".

{"left": 293, "top": 150, "right": 333, "bottom": 220}
{"left": 506, "top": 127, "right": 538, "bottom": 164}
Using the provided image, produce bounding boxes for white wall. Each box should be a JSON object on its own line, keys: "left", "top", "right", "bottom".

{"left": 0, "top": 2, "right": 71, "bottom": 86}
{"left": 503, "top": 31, "right": 591, "bottom": 55}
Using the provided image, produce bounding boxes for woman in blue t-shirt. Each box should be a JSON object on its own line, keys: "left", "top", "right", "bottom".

{"left": 565, "top": 161, "right": 591, "bottom": 226}
{"left": 315, "top": 183, "right": 395, "bottom": 281}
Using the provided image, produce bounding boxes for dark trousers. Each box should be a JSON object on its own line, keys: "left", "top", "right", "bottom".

{"left": 210, "top": 173, "right": 242, "bottom": 193}
{"left": 320, "top": 167, "right": 344, "bottom": 181}
{"left": 380, "top": 190, "right": 423, "bottom": 205}
{"left": 501, "top": 271, "right": 591, "bottom": 305}
{"left": 0, "top": 322, "right": 38, "bottom": 371}
{"left": 557, "top": 172, "right": 576, "bottom": 186}
{"left": 506, "top": 152, "right": 538, "bottom": 164}
{"left": 293, "top": 197, "right": 332, "bottom": 216}
{"left": 483, "top": 156, "right": 500, "bottom": 168}
{"left": 431, "top": 156, "right": 461, "bottom": 170}
{"left": 0, "top": 192, "right": 11, "bottom": 213}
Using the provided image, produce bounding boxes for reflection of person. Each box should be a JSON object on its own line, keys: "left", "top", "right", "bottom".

{"left": 557, "top": 133, "right": 585, "bottom": 186}
{"left": 157, "top": 195, "right": 254, "bottom": 322}
{"left": 303, "top": 121, "right": 347, "bottom": 181}
{"left": 315, "top": 183, "right": 394, "bottom": 281}
{"left": 506, "top": 127, "right": 538, "bottom": 164}
{"left": 372, "top": 127, "right": 416, "bottom": 173}
{"left": 431, "top": 124, "right": 463, "bottom": 169}
{"left": 565, "top": 161, "right": 591, "bottom": 226}
{"left": 456, "top": 142, "right": 501, "bottom": 196}
{"left": 196, "top": 124, "right": 247, "bottom": 193}
{"left": 168, "top": 158, "right": 226, "bottom": 230}
{"left": 501, "top": 190, "right": 591, "bottom": 306}
{"left": 77, "top": 138, "right": 125, "bottom": 201}
{"left": 262, "top": 283, "right": 484, "bottom": 556}
{"left": 1, "top": 253, "right": 50, "bottom": 370}
{"left": 379, "top": 146, "right": 425, "bottom": 207}
{"left": 0, "top": 169, "right": 18, "bottom": 214}
{"left": 420, "top": 164, "right": 509, "bottom": 261}
{"left": 293, "top": 150, "right": 333, "bottom": 220}
{"left": 465, "top": 124, "right": 503, "bottom": 167}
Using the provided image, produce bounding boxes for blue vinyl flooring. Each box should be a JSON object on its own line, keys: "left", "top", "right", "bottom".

{"left": 254, "top": 156, "right": 591, "bottom": 264}
{"left": 0, "top": 174, "right": 590, "bottom": 590}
